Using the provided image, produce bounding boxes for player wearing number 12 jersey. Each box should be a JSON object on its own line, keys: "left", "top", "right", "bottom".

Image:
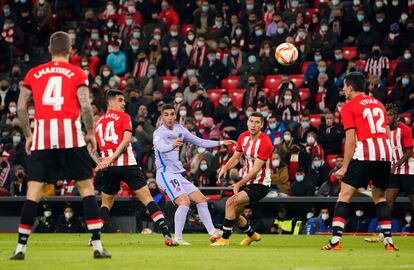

{"left": 321, "top": 72, "right": 398, "bottom": 252}
{"left": 94, "top": 90, "right": 176, "bottom": 246}
{"left": 11, "top": 31, "right": 110, "bottom": 260}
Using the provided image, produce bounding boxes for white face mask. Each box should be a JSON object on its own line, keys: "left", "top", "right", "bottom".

{"left": 195, "top": 115, "right": 203, "bottom": 121}
{"left": 44, "top": 211, "right": 52, "bottom": 217}
{"left": 235, "top": 29, "right": 242, "bottom": 36}
{"left": 307, "top": 136, "right": 315, "bottom": 145}
{"left": 355, "top": 210, "right": 364, "bottom": 217}
{"left": 284, "top": 95, "right": 292, "bottom": 101}
{"left": 306, "top": 212, "right": 314, "bottom": 219}
{"left": 197, "top": 147, "right": 206, "bottom": 154}
{"left": 284, "top": 134, "right": 291, "bottom": 141}
{"left": 102, "top": 71, "right": 111, "bottom": 77}
{"left": 272, "top": 159, "right": 280, "bottom": 168}
{"left": 313, "top": 160, "right": 322, "bottom": 168}
{"left": 171, "top": 82, "right": 179, "bottom": 90}
{"left": 179, "top": 110, "right": 187, "bottom": 117}
{"left": 321, "top": 213, "right": 329, "bottom": 220}
{"left": 197, "top": 41, "right": 205, "bottom": 47}
{"left": 64, "top": 212, "right": 73, "bottom": 220}
{"left": 28, "top": 109, "right": 35, "bottom": 116}
{"left": 175, "top": 97, "right": 183, "bottom": 103}
{"left": 200, "top": 164, "right": 208, "bottom": 171}
{"left": 405, "top": 215, "right": 412, "bottom": 223}
{"left": 9, "top": 107, "right": 17, "bottom": 113}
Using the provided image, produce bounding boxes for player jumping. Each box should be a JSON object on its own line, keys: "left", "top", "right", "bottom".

{"left": 212, "top": 112, "right": 272, "bottom": 246}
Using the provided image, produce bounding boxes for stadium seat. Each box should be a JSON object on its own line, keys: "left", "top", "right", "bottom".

{"left": 325, "top": 154, "right": 337, "bottom": 169}
{"left": 305, "top": 9, "right": 319, "bottom": 23}
{"left": 310, "top": 114, "right": 322, "bottom": 129}
{"left": 221, "top": 76, "right": 240, "bottom": 90}
{"left": 207, "top": 89, "right": 225, "bottom": 107}
{"left": 289, "top": 74, "right": 304, "bottom": 88}
{"left": 205, "top": 194, "right": 222, "bottom": 201}
{"left": 181, "top": 24, "right": 193, "bottom": 35}
{"left": 161, "top": 76, "right": 176, "bottom": 94}
{"left": 229, "top": 89, "right": 246, "bottom": 110}
{"left": 263, "top": 87, "right": 279, "bottom": 101}
{"left": 118, "top": 76, "right": 127, "bottom": 91}
{"left": 301, "top": 61, "right": 312, "bottom": 74}
{"left": 356, "top": 60, "right": 366, "bottom": 71}
{"left": 399, "top": 113, "right": 411, "bottom": 125}
{"left": 264, "top": 75, "right": 282, "bottom": 91}
{"left": 389, "top": 60, "right": 399, "bottom": 82}
{"left": 343, "top": 47, "right": 357, "bottom": 61}
{"left": 298, "top": 88, "right": 310, "bottom": 102}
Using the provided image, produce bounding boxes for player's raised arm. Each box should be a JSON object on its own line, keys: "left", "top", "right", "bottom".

{"left": 182, "top": 126, "right": 236, "bottom": 148}
{"left": 17, "top": 86, "right": 33, "bottom": 154}
{"left": 77, "top": 86, "right": 96, "bottom": 154}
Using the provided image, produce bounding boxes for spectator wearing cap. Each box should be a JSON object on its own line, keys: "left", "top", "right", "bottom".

{"left": 138, "top": 63, "right": 163, "bottom": 100}
{"left": 382, "top": 23, "right": 403, "bottom": 59}
{"left": 199, "top": 49, "right": 227, "bottom": 89}
{"left": 106, "top": 41, "right": 127, "bottom": 76}
{"left": 0, "top": 151, "right": 13, "bottom": 196}
{"left": 194, "top": 0, "right": 217, "bottom": 34}
{"left": 312, "top": 20, "right": 338, "bottom": 60}
{"left": 9, "top": 165, "right": 27, "bottom": 196}
{"left": 0, "top": 80, "right": 18, "bottom": 117}
{"left": 290, "top": 168, "right": 314, "bottom": 196}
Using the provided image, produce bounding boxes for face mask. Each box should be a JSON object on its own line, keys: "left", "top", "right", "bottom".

{"left": 405, "top": 216, "right": 412, "bottom": 223}
{"left": 171, "top": 82, "right": 179, "bottom": 90}
{"left": 179, "top": 110, "right": 187, "bottom": 116}
{"left": 197, "top": 41, "right": 205, "bottom": 47}
{"left": 197, "top": 147, "right": 206, "bottom": 154}
{"left": 404, "top": 53, "right": 411, "bottom": 60}
{"left": 363, "top": 26, "right": 370, "bottom": 32}
{"left": 64, "top": 212, "right": 73, "bottom": 220}
{"left": 307, "top": 136, "right": 315, "bottom": 144}
{"left": 91, "top": 51, "right": 98, "bottom": 56}
{"left": 314, "top": 55, "right": 322, "bottom": 62}
{"left": 154, "top": 35, "right": 161, "bottom": 41}
{"left": 313, "top": 161, "right": 322, "bottom": 168}
{"left": 231, "top": 49, "right": 239, "bottom": 56}
{"left": 355, "top": 210, "right": 364, "bottom": 217}
{"left": 202, "top": 6, "right": 209, "bottom": 13}
{"left": 246, "top": 4, "right": 254, "bottom": 11}
{"left": 126, "top": 19, "right": 133, "bottom": 26}
{"left": 267, "top": 4, "right": 274, "bottom": 11}
{"left": 272, "top": 159, "right": 280, "bottom": 168}
{"left": 220, "top": 98, "right": 229, "bottom": 105}
{"left": 107, "top": 21, "right": 114, "bottom": 28}
{"left": 268, "top": 123, "right": 277, "bottom": 130}
{"left": 102, "top": 71, "right": 111, "bottom": 77}
{"left": 306, "top": 212, "right": 314, "bottom": 219}
{"left": 208, "top": 55, "right": 216, "bottom": 62}
{"left": 401, "top": 14, "right": 408, "bottom": 22}
{"left": 335, "top": 54, "right": 343, "bottom": 60}
{"left": 2, "top": 131, "right": 9, "bottom": 137}
{"left": 353, "top": 0, "right": 360, "bottom": 5}
{"left": 133, "top": 32, "right": 141, "bottom": 39}
{"left": 301, "top": 121, "right": 309, "bottom": 129}
{"left": 376, "top": 18, "right": 384, "bottom": 23}
{"left": 375, "top": 1, "right": 383, "bottom": 8}
{"left": 248, "top": 55, "right": 256, "bottom": 64}
{"left": 277, "top": 28, "right": 285, "bottom": 34}
{"left": 28, "top": 109, "right": 35, "bottom": 116}
{"left": 170, "top": 31, "right": 178, "bottom": 37}
{"left": 235, "top": 29, "right": 242, "bottom": 36}
{"left": 261, "top": 111, "right": 268, "bottom": 118}
{"left": 392, "top": 0, "right": 398, "bottom": 6}
{"left": 402, "top": 78, "right": 409, "bottom": 86}
{"left": 246, "top": 111, "right": 252, "bottom": 117}
{"left": 332, "top": 0, "right": 340, "bottom": 5}
{"left": 12, "top": 136, "right": 21, "bottom": 144}
{"left": 291, "top": 1, "right": 299, "bottom": 7}
{"left": 284, "top": 134, "right": 291, "bottom": 141}
{"left": 188, "top": 34, "right": 195, "bottom": 41}
{"left": 321, "top": 213, "right": 329, "bottom": 220}
{"left": 357, "top": 15, "right": 365, "bottom": 22}
{"left": 81, "top": 61, "right": 88, "bottom": 66}
{"left": 296, "top": 175, "right": 304, "bottom": 182}
{"left": 170, "top": 47, "right": 178, "bottom": 54}
{"left": 318, "top": 67, "right": 327, "bottom": 73}
{"left": 195, "top": 115, "right": 203, "bottom": 121}
{"left": 215, "top": 21, "right": 222, "bottom": 28}
{"left": 9, "top": 107, "right": 17, "bottom": 114}
{"left": 200, "top": 164, "right": 208, "bottom": 171}
{"left": 175, "top": 97, "right": 183, "bottom": 103}
{"left": 131, "top": 45, "right": 139, "bottom": 51}
{"left": 91, "top": 33, "right": 99, "bottom": 40}
{"left": 3, "top": 8, "right": 10, "bottom": 17}
{"left": 284, "top": 95, "right": 292, "bottom": 101}
{"left": 148, "top": 69, "right": 157, "bottom": 77}
{"left": 44, "top": 211, "right": 52, "bottom": 217}
{"left": 128, "top": 6, "right": 136, "bottom": 13}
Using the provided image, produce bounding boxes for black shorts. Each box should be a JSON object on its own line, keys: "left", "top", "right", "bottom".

{"left": 388, "top": 174, "right": 414, "bottom": 194}
{"left": 27, "top": 147, "right": 94, "bottom": 184}
{"left": 239, "top": 184, "right": 270, "bottom": 203}
{"left": 343, "top": 159, "right": 391, "bottom": 190}
{"left": 95, "top": 165, "right": 147, "bottom": 195}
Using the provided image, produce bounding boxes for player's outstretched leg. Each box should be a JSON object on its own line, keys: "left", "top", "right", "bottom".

{"left": 321, "top": 201, "right": 348, "bottom": 251}
{"left": 146, "top": 201, "right": 177, "bottom": 246}
{"left": 376, "top": 201, "right": 399, "bottom": 251}
{"left": 238, "top": 215, "right": 261, "bottom": 246}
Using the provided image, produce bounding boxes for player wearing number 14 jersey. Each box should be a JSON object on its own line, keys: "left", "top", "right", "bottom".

{"left": 11, "top": 31, "right": 110, "bottom": 260}
{"left": 321, "top": 72, "right": 398, "bottom": 252}
{"left": 94, "top": 90, "right": 176, "bottom": 246}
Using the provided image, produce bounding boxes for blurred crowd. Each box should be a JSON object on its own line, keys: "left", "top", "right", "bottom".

{"left": 0, "top": 0, "right": 413, "bottom": 199}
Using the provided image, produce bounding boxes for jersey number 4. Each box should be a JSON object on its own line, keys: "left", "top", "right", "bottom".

{"left": 363, "top": 108, "right": 386, "bottom": 134}
{"left": 96, "top": 121, "right": 119, "bottom": 146}
{"left": 42, "top": 76, "right": 64, "bottom": 111}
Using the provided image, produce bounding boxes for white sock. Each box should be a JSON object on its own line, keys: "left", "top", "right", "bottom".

{"left": 92, "top": 240, "right": 103, "bottom": 252}
{"left": 174, "top": 205, "right": 189, "bottom": 239}
{"left": 384, "top": 237, "right": 393, "bottom": 245}
{"left": 331, "top": 236, "right": 341, "bottom": 244}
{"left": 15, "top": 243, "right": 26, "bottom": 254}
{"left": 196, "top": 202, "right": 216, "bottom": 235}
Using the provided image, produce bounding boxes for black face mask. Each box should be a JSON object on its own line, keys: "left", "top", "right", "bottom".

{"left": 373, "top": 50, "right": 381, "bottom": 58}
{"left": 130, "top": 96, "right": 138, "bottom": 102}
{"left": 259, "top": 96, "right": 266, "bottom": 103}
{"left": 198, "top": 95, "right": 205, "bottom": 101}
{"left": 1, "top": 86, "right": 8, "bottom": 91}
{"left": 149, "top": 188, "right": 159, "bottom": 196}
{"left": 150, "top": 45, "right": 158, "bottom": 51}
{"left": 17, "top": 172, "right": 25, "bottom": 179}
{"left": 190, "top": 85, "right": 197, "bottom": 92}
{"left": 249, "top": 82, "right": 256, "bottom": 87}
{"left": 0, "top": 161, "right": 8, "bottom": 169}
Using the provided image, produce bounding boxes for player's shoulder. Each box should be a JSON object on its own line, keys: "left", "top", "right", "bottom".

{"left": 239, "top": 131, "right": 250, "bottom": 139}
{"left": 259, "top": 132, "right": 272, "bottom": 145}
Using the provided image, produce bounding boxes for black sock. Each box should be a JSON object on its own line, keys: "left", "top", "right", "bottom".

{"left": 331, "top": 201, "right": 349, "bottom": 244}
{"left": 222, "top": 218, "right": 235, "bottom": 239}
{"left": 99, "top": 206, "right": 110, "bottom": 226}
{"left": 376, "top": 201, "right": 392, "bottom": 240}
{"left": 239, "top": 223, "right": 255, "bottom": 237}
{"left": 83, "top": 195, "right": 102, "bottom": 241}
{"left": 17, "top": 200, "right": 38, "bottom": 246}
{"left": 146, "top": 201, "right": 171, "bottom": 238}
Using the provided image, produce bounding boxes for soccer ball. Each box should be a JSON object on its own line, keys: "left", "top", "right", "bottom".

{"left": 275, "top": 43, "right": 298, "bottom": 66}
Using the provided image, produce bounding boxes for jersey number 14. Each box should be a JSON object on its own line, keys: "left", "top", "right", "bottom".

{"left": 96, "top": 121, "right": 119, "bottom": 146}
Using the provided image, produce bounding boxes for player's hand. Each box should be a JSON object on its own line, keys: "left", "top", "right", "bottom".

{"left": 222, "top": 140, "right": 237, "bottom": 146}
{"left": 85, "top": 132, "right": 97, "bottom": 155}
{"left": 391, "top": 164, "right": 398, "bottom": 174}
{"left": 334, "top": 167, "right": 347, "bottom": 180}
{"left": 25, "top": 135, "right": 33, "bottom": 155}
{"left": 96, "top": 157, "right": 112, "bottom": 171}
{"left": 172, "top": 138, "right": 184, "bottom": 149}
{"left": 232, "top": 182, "right": 241, "bottom": 194}
{"left": 218, "top": 166, "right": 227, "bottom": 181}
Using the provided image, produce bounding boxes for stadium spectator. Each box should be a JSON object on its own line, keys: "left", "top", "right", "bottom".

{"left": 270, "top": 152, "right": 290, "bottom": 195}
{"left": 138, "top": 63, "right": 163, "bottom": 100}
{"left": 190, "top": 158, "right": 216, "bottom": 187}
{"left": 318, "top": 111, "right": 343, "bottom": 155}
{"left": 270, "top": 205, "right": 301, "bottom": 234}
{"left": 356, "top": 20, "right": 379, "bottom": 59}
{"left": 401, "top": 211, "right": 413, "bottom": 233}
{"left": 0, "top": 151, "right": 12, "bottom": 196}
{"left": 308, "top": 72, "right": 338, "bottom": 113}
{"left": 290, "top": 168, "right": 314, "bottom": 196}
{"left": 242, "top": 207, "right": 267, "bottom": 234}
{"left": 364, "top": 44, "right": 390, "bottom": 83}
{"left": 220, "top": 106, "right": 239, "bottom": 141}
{"left": 56, "top": 206, "right": 84, "bottom": 233}
{"left": 307, "top": 154, "right": 331, "bottom": 192}
{"left": 9, "top": 165, "right": 26, "bottom": 196}
{"left": 214, "top": 92, "right": 232, "bottom": 124}
{"left": 388, "top": 73, "right": 414, "bottom": 113}
{"left": 317, "top": 155, "right": 343, "bottom": 197}
{"left": 264, "top": 115, "right": 286, "bottom": 146}
{"left": 304, "top": 132, "right": 324, "bottom": 159}
{"left": 34, "top": 204, "right": 56, "bottom": 233}
{"left": 5, "top": 129, "right": 27, "bottom": 167}
{"left": 106, "top": 41, "right": 127, "bottom": 76}
{"left": 0, "top": 79, "right": 18, "bottom": 117}
{"left": 305, "top": 207, "right": 332, "bottom": 235}
{"left": 366, "top": 74, "right": 387, "bottom": 104}
{"left": 199, "top": 49, "right": 227, "bottom": 89}
{"left": 345, "top": 207, "right": 371, "bottom": 233}
{"left": 393, "top": 48, "right": 414, "bottom": 80}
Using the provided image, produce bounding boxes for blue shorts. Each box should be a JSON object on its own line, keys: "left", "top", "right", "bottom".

{"left": 156, "top": 172, "right": 199, "bottom": 201}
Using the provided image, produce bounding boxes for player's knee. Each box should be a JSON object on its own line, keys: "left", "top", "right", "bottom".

{"left": 225, "top": 197, "right": 235, "bottom": 208}
{"left": 175, "top": 195, "right": 190, "bottom": 207}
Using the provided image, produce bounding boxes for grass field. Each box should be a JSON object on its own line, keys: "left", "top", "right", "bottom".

{"left": 0, "top": 234, "right": 413, "bottom": 270}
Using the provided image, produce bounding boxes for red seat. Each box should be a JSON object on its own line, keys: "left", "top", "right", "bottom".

{"left": 221, "top": 76, "right": 240, "bottom": 90}
{"left": 205, "top": 194, "right": 222, "bottom": 201}
{"left": 289, "top": 74, "right": 304, "bottom": 88}
{"left": 298, "top": 88, "right": 310, "bottom": 102}
{"left": 301, "top": 61, "right": 312, "bottom": 74}
{"left": 263, "top": 87, "right": 279, "bottom": 101}
{"left": 305, "top": 9, "right": 319, "bottom": 23}
{"left": 161, "top": 76, "right": 176, "bottom": 95}
{"left": 229, "top": 89, "right": 246, "bottom": 110}
{"left": 207, "top": 89, "right": 225, "bottom": 107}
{"left": 325, "top": 154, "right": 337, "bottom": 169}
{"left": 264, "top": 75, "right": 282, "bottom": 91}
{"left": 356, "top": 60, "right": 366, "bottom": 71}
{"left": 389, "top": 60, "right": 399, "bottom": 82}
{"left": 310, "top": 114, "right": 322, "bottom": 129}
{"left": 343, "top": 47, "right": 357, "bottom": 61}
{"left": 181, "top": 24, "right": 193, "bottom": 35}
{"left": 399, "top": 113, "right": 411, "bottom": 125}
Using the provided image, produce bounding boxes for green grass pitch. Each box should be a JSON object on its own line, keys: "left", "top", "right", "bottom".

{"left": 0, "top": 234, "right": 413, "bottom": 270}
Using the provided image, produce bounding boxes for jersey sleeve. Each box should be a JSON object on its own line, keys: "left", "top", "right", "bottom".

{"left": 235, "top": 133, "right": 245, "bottom": 152}
{"left": 23, "top": 70, "right": 32, "bottom": 90}
{"left": 121, "top": 113, "right": 132, "bottom": 132}
{"left": 77, "top": 69, "right": 89, "bottom": 88}
{"left": 340, "top": 103, "right": 356, "bottom": 130}
{"left": 401, "top": 124, "right": 414, "bottom": 149}
{"left": 257, "top": 137, "right": 272, "bottom": 161}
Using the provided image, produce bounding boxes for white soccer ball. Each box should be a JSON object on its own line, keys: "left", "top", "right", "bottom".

{"left": 275, "top": 42, "right": 299, "bottom": 66}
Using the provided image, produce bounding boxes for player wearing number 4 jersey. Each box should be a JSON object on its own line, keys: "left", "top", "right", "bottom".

{"left": 11, "top": 31, "right": 110, "bottom": 260}
{"left": 321, "top": 72, "right": 398, "bottom": 252}
{"left": 94, "top": 90, "right": 176, "bottom": 246}
{"left": 212, "top": 112, "right": 272, "bottom": 246}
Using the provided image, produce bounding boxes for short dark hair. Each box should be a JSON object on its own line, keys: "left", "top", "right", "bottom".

{"left": 106, "top": 89, "right": 124, "bottom": 100}
{"left": 385, "top": 103, "right": 397, "bottom": 114}
{"left": 344, "top": 72, "right": 365, "bottom": 92}
{"left": 161, "top": 104, "right": 175, "bottom": 112}
{"left": 249, "top": 112, "right": 264, "bottom": 122}
{"left": 49, "top": 31, "right": 71, "bottom": 56}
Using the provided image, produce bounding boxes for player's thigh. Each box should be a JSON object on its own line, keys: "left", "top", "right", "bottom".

{"left": 226, "top": 191, "right": 251, "bottom": 209}
{"left": 59, "top": 147, "right": 94, "bottom": 181}
{"left": 95, "top": 167, "right": 119, "bottom": 195}
{"left": 27, "top": 150, "right": 59, "bottom": 184}
{"left": 123, "top": 165, "right": 149, "bottom": 201}
{"left": 342, "top": 160, "right": 372, "bottom": 190}
{"left": 188, "top": 190, "right": 208, "bottom": 204}
{"left": 371, "top": 161, "right": 391, "bottom": 191}
{"left": 338, "top": 181, "right": 358, "bottom": 202}
{"left": 26, "top": 181, "right": 46, "bottom": 202}
{"left": 156, "top": 172, "right": 187, "bottom": 201}
{"left": 238, "top": 184, "right": 270, "bottom": 204}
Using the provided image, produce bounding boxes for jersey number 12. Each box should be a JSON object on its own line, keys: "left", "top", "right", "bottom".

{"left": 363, "top": 107, "right": 386, "bottom": 134}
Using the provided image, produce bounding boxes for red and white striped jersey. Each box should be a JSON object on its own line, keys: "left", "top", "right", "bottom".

{"left": 236, "top": 131, "right": 273, "bottom": 186}
{"left": 94, "top": 109, "right": 137, "bottom": 167}
{"left": 390, "top": 122, "right": 414, "bottom": 175}
{"left": 23, "top": 61, "right": 89, "bottom": 150}
{"left": 341, "top": 94, "right": 392, "bottom": 161}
